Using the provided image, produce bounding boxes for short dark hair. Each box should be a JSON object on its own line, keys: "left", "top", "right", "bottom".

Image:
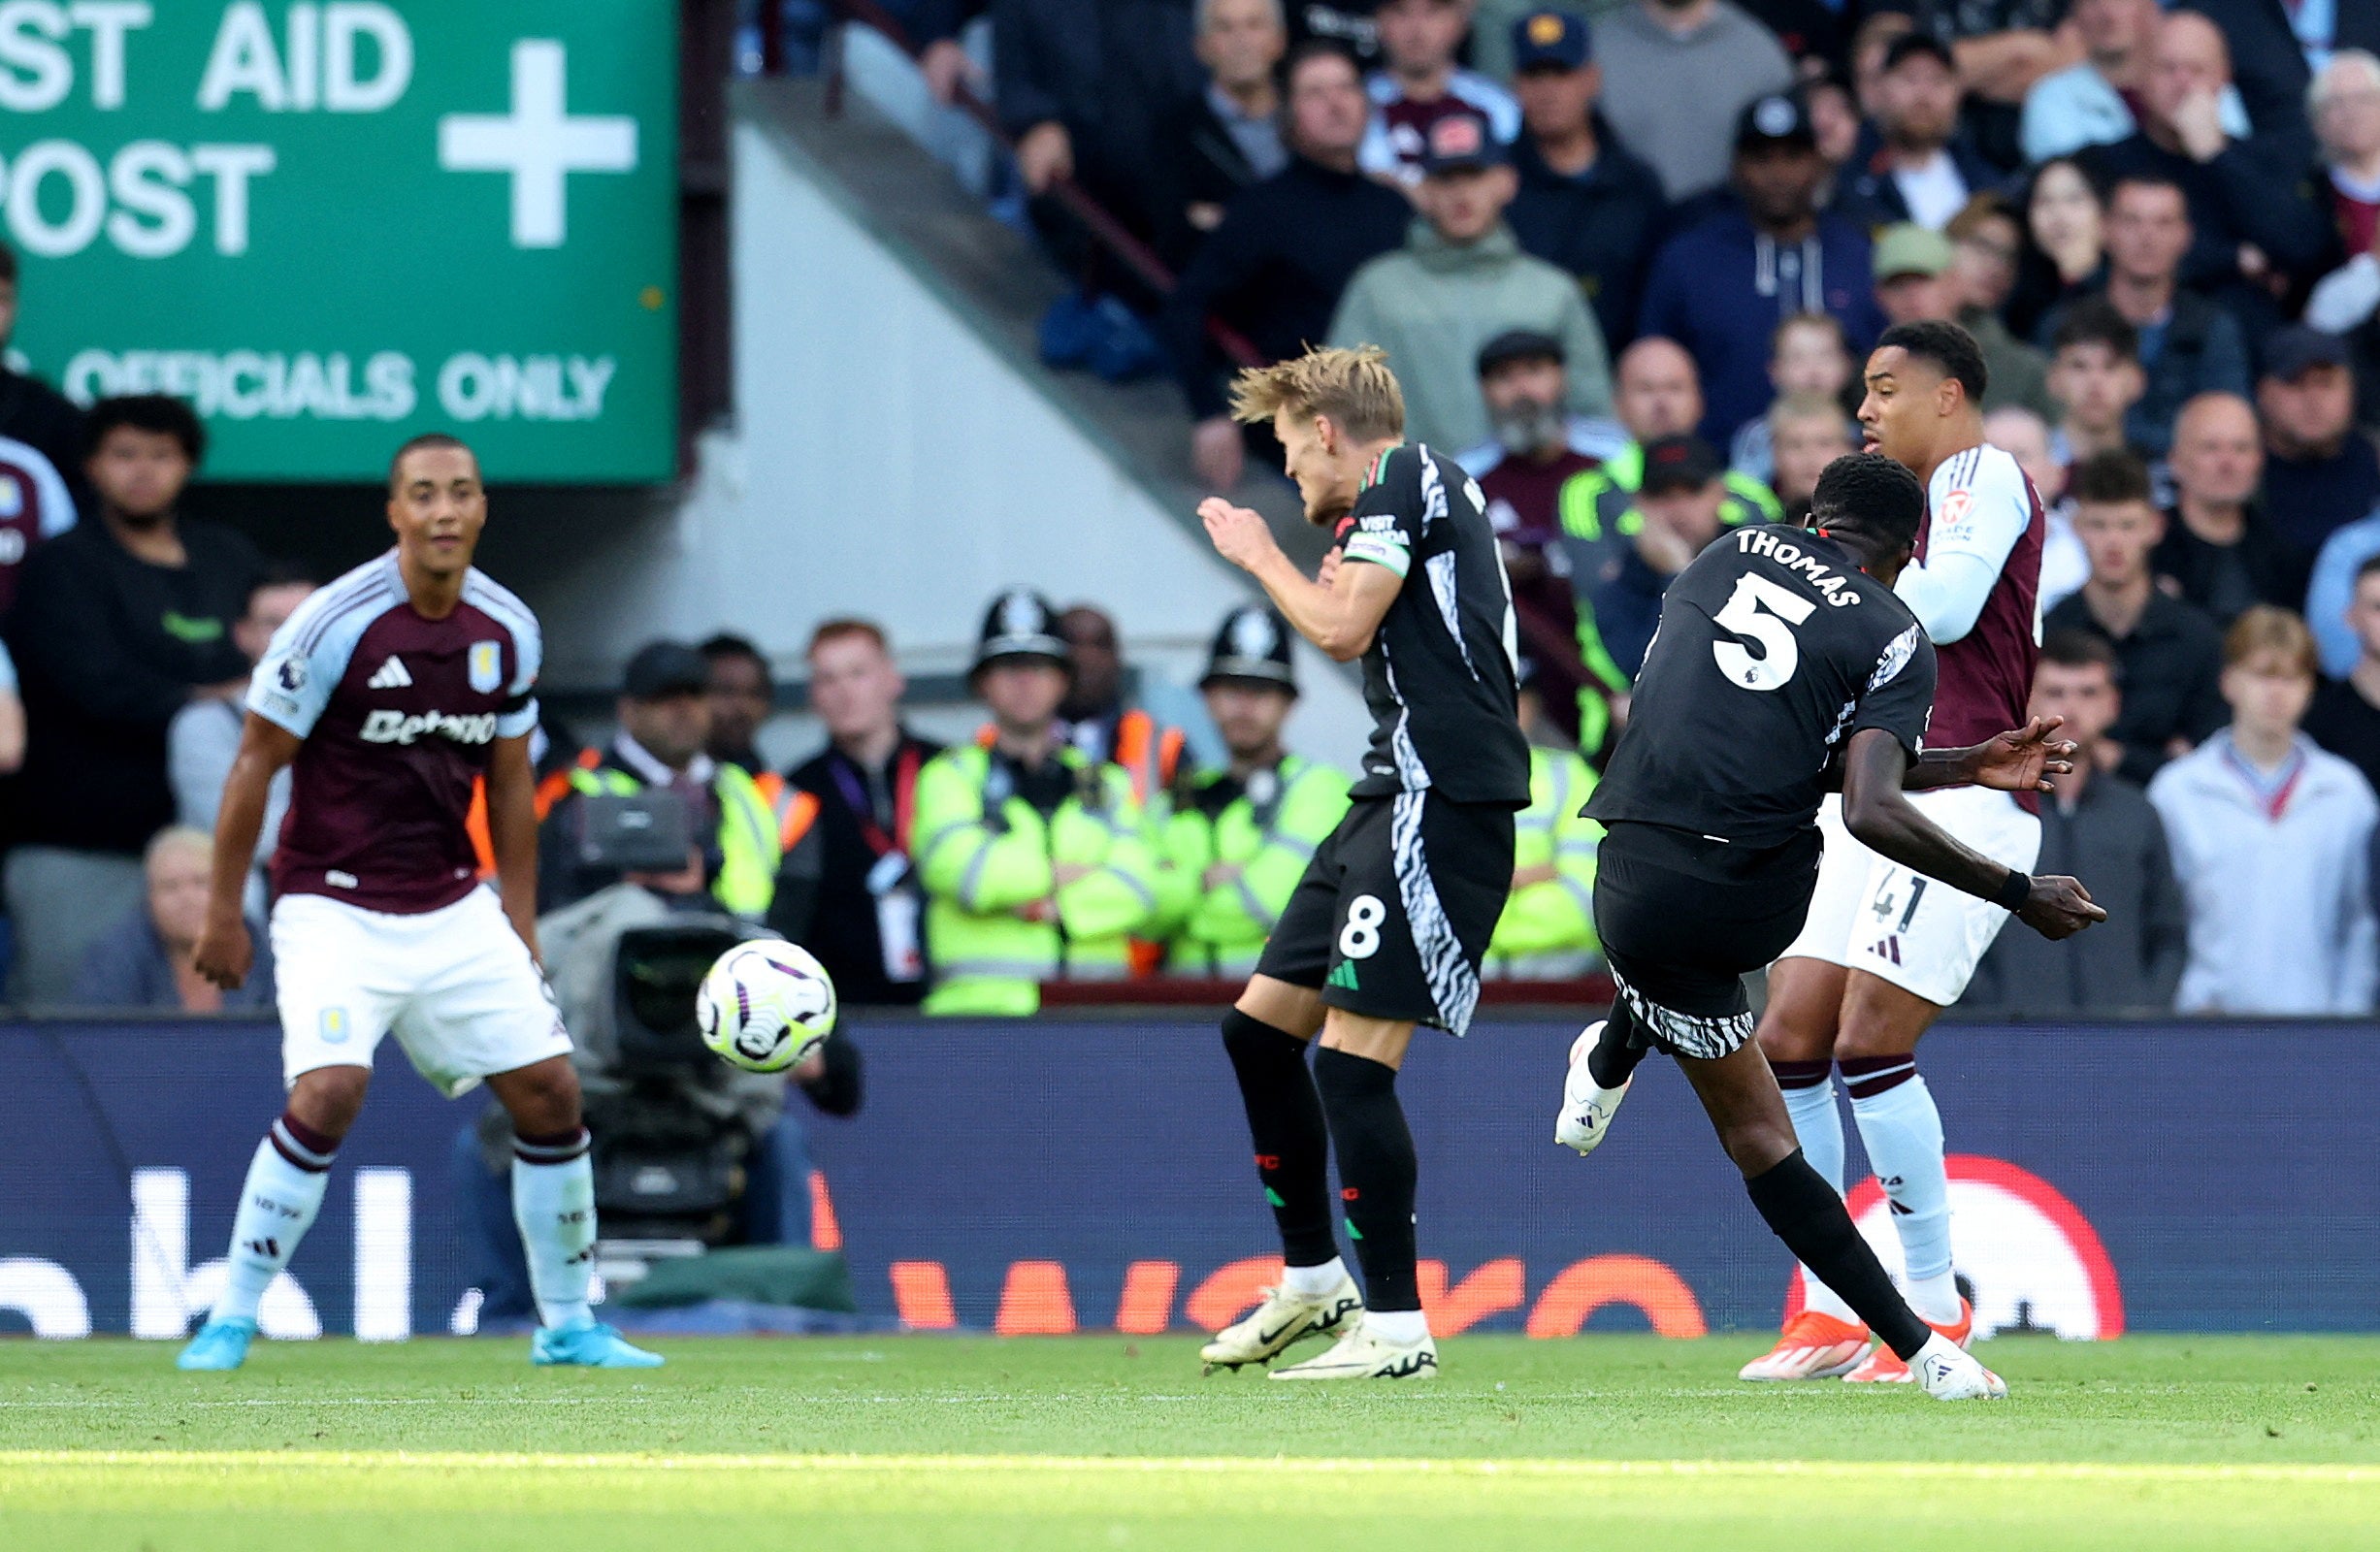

{"left": 2051, "top": 298, "right": 2139, "bottom": 364}
{"left": 2108, "top": 171, "right": 2188, "bottom": 214}
{"left": 699, "top": 631, "right": 772, "bottom": 682}
{"left": 2039, "top": 627, "right": 2119, "bottom": 675}
{"left": 1809, "top": 451, "right": 1926, "bottom": 551}
{"left": 1284, "top": 37, "right": 1360, "bottom": 91}
{"left": 85, "top": 394, "right": 204, "bottom": 465}
{"left": 2069, "top": 447, "right": 2154, "bottom": 506}
{"left": 387, "top": 432, "right": 477, "bottom": 490}
{"left": 249, "top": 561, "right": 316, "bottom": 602}
{"left": 1875, "top": 320, "right": 1988, "bottom": 403}
{"left": 2355, "top": 552, "right": 2380, "bottom": 591}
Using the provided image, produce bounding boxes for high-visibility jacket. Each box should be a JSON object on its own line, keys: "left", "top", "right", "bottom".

{"left": 913, "top": 742, "right": 1159, "bottom": 1016}
{"left": 1555, "top": 459, "right": 1780, "bottom": 753}
{"left": 1157, "top": 755, "right": 1352, "bottom": 978}
{"left": 562, "top": 761, "right": 817, "bottom": 921}
{"left": 1486, "top": 745, "right": 1604, "bottom": 979}
{"left": 468, "top": 747, "right": 597, "bottom": 878}
{"left": 987, "top": 710, "right": 1187, "bottom": 812}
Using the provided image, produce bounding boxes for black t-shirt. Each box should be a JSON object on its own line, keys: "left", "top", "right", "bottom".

{"left": 1590, "top": 524, "right": 1940, "bottom": 844}
{"left": 2305, "top": 676, "right": 2380, "bottom": 793}
{"left": 787, "top": 733, "right": 946, "bottom": 1008}
{"left": 1337, "top": 443, "right": 1531, "bottom": 806}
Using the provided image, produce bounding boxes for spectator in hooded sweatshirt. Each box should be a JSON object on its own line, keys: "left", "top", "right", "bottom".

{"left": 1329, "top": 107, "right": 1614, "bottom": 451}
{"left": 1591, "top": 0, "right": 1793, "bottom": 202}
{"left": 2151, "top": 605, "right": 2380, "bottom": 1016}
{"left": 1169, "top": 41, "right": 1413, "bottom": 491}
{"left": 1502, "top": 8, "right": 1668, "bottom": 352}
{"left": 1636, "top": 91, "right": 1884, "bottom": 445}
{"left": 1357, "top": 0, "right": 1519, "bottom": 185}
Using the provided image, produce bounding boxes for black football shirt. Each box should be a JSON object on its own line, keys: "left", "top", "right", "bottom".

{"left": 1337, "top": 443, "right": 1531, "bottom": 806}
{"left": 1588, "top": 524, "right": 1939, "bottom": 843}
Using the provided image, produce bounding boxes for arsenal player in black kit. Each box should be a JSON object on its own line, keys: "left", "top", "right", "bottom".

{"left": 1554, "top": 453, "right": 2104, "bottom": 1401}
{"left": 1194, "top": 344, "right": 1531, "bottom": 1381}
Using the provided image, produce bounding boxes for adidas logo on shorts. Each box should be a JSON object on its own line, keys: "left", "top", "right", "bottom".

{"left": 367, "top": 656, "right": 413, "bottom": 690}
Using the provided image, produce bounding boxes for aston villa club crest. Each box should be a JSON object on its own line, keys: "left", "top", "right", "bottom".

{"left": 469, "top": 640, "right": 503, "bottom": 694}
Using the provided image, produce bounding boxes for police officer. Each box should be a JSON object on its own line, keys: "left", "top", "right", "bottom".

{"left": 1485, "top": 652, "right": 1603, "bottom": 980}
{"left": 1157, "top": 605, "right": 1352, "bottom": 978}
{"left": 912, "top": 590, "right": 1161, "bottom": 1016}
{"left": 538, "top": 640, "right": 820, "bottom": 932}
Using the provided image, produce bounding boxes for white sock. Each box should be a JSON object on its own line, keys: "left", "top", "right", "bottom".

{"left": 1283, "top": 1256, "right": 1349, "bottom": 1298}
{"left": 213, "top": 1128, "right": 332, "bottom": 1325}
{"left": 1848, "top": 1069, "right": 1961, "bottom": 1325}
{"left": 510, "top": 1131, "right": 597, "bottom": 1330}
{"left": 1778, "top": 1074, "right": 1859, "bottom": 1324}
{"left": 1364, "top": 1309, "right": 1430, "bottom": 1344}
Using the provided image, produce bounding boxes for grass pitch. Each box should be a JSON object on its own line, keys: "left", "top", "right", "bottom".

{"left": 2, "top": 1334, "right": 2375, "bottom": 1550}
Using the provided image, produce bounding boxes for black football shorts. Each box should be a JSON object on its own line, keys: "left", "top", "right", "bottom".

{"left": 1592, "top": 820, "right": 1823, "bottom": 1060}
{"left": 1255, "top": 792, "right": 1516, "bottom": 1036}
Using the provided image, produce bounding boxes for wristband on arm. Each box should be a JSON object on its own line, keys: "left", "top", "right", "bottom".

{"left": 1992, "top": 868, "right": 2033, "bottom": 912}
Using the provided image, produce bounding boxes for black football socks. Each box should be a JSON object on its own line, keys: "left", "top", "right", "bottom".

{"left": 1587, "top": 1002, "right": 1650, "bottom": 1089}
{"left": 1311, "top": 1047, "right": 1420, "bottom": 1313}
{"left": 1744, "top": 1148, "right": 1932, "bottom": 1360}
{"left": 1219, "top": 1010, "right": 1338, "bottom": 1269}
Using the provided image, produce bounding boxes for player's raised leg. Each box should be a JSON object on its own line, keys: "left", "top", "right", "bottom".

{"left": 1201, "top": 974, "right": 1363, "bottom": 1374}
{"left": 178, "top": 1064, "right": 369, "bottom": 1371}
{"left": 481, "top": 1056, "right": 659, "bottom": 1369}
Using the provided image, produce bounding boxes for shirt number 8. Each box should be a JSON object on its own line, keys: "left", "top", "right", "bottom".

{"left": 1339, "top": 894, "right": 1387, "bottom": 959}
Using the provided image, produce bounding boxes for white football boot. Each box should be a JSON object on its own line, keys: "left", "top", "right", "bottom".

{"left": 1199, "top": 1276, "right": 1363, "bottom": 1374}
{"left": 1910, "top": 1333, "right": 2007, "bottom": 1401}
{"left": 1268, "top": 1317, "right": 1439, "bottom": 1381}
{"left": 1555, "top": 1020, "right": 1633, "bottom": 1156}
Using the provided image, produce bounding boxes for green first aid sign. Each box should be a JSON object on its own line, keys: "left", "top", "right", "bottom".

{"left": 0, "top": 2, "right": 678, "bottom": 481}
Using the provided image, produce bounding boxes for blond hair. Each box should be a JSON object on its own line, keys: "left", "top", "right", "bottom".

{"left": 1226, "top": 344, "right": 1405, "bottom": 441}
{"left": 2224, "top": 605, "right": 2318, "bottom": 677}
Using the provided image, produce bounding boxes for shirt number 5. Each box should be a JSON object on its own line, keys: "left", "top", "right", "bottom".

{"left": 1712, "top": 573, "right": 1816, "bottom": 692}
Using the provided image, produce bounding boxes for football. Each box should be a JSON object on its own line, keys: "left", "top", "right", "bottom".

{"left": 695, "top": 938, "right": 838, "bottom": 1074}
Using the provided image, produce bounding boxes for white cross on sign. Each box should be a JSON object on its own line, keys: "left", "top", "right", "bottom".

{"left": 439, "top": 40, "right": 638, "bottom": 249}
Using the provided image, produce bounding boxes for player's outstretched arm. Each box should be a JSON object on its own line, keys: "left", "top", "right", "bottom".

{"left": 191, "top": 714, "right": 303, "bottom": 989}
{"left": 1841, "top": 728, "right": 2106, "bottom": 941}
{"left": 1199, "top": 498, "right": 1399, "bottom": 661}
{"left": 1905, "top": 715, "right": 2080, "bottom": 794}
{"left": 484, "top": 733, "right": 542, "bottom": 963}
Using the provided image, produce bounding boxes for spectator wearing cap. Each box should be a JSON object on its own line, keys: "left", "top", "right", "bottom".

{"left": 1329, "top": 107, "right": 1614, "bottom": 451}
{"left": 1636, "top": 92, "right": 1885, "bottom": 446}
{"left": 1501, "top": 9, "right": 1669, "bottom": 352}
{"left": 2260, "top": 324, "right": 2380, "bottom": 604}
{"left": 1168, "top": 41, "right": 1413, "bottom": 492}
{"left": 1147, "top": 0, "right": 1290, "bottom": 265}
{"left": 1965, "top": 630, "right": 2187, "bottom": 1017}
{"left": 2045, "top": 299, "right": 2145, "bottom": 471}
{"left": 2023, "top": 0, "right": 2253, "bottom": 165}
{"left": 2081, "top": 14, "right": 2331, "bottom": 307}
{"left": 2038, "top": 173, "right": 2249, "bottom": 457}
{"left": 1838, "top": 34, "right": 2000, "bottom": 233}
{"left": 1944, "top": 196, "right": 2062, "bottom": 424}
{"left": 1155, "top": 605, "right": 1350, "bottom": 977}
{"left": 912, "top": 589, "right": 1159, "bottom": 1016}
{"left": 2150, "top": 605, "right": 2380, "bottom": 1017}
{"left": 1590, "top": 0, "right": 1793, "bottom": 202}
{"left": 1589, "top": 434, "right": 1735, "bottom": 682}
{"left": 3, "top": 395, "right": 261, "bottom": 1007}
{"left": 2045, "top": 449, "right": 2229, "bottom": 786}
{"left": 538, "top": 640, "right": 822, "bottom": 929}
{"left": 1485, "top": 650, "right": 1603, "bottom": 980}
{"left": 1726, "top": 312, "right": 1852, "bottom": 483}
{"left": 1458, "top": 329, "right": 1623, "bottom": 748}
{"left": 1872, "top": 223, "right": 2058, "bottom": 422}
{"left": 1357, "top": 0, "right": 1521, "bottom": 186}
{"left": 2154, "top": 391, "right": 2288, "bottom": 628}
{"left": 787, "top": 619, "right": 947, "bottom": 1007}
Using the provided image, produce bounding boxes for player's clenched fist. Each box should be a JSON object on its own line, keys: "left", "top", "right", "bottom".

{"left": 1199, "top": 498, "right": 1278, "bottom": 572}
{"left": 192, "top": 913, "right": 254, "bottom": 989}
{"left": 2017, "top": 875, "right": 2106, "bottom": 940}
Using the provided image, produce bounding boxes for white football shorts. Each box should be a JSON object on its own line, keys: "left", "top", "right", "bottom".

{"left": 1778, "top": 787, "right": 2044, "bottom": 1008}
{"left": 271, "top": 887, "right": 571, "bottom": 1098}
